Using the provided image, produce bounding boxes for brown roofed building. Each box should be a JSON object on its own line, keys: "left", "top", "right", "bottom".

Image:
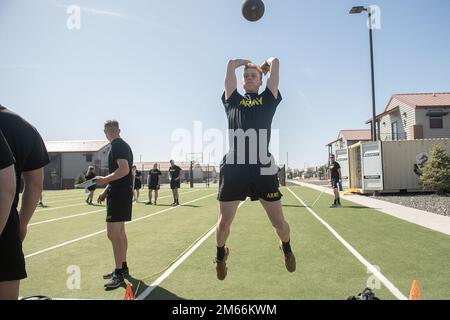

{"left": 367, "top": 92, "right": 450, "bottom": 141}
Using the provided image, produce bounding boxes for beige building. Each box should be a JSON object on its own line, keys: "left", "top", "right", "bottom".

{"left": 367, "top": 92, "right": 450, "bottom": 141}
{"left": 44, "top": 140, "right": 110, "bottom": 189}
{"left": 326, "top": 129, "right": 371, "bottom": 155}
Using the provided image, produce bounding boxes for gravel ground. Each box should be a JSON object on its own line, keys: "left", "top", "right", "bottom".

{"left": 371, "top": 193, "right": 450, "bottom": 217}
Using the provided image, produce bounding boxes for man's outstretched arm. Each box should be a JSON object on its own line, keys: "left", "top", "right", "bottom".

{"left": 261, "top": 57, "right": 280, "bottom": 98}
{"left": 225, "top": 59, "right": 251, "bottom": 99}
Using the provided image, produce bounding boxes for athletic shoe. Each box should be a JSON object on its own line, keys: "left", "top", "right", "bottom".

{"left": 103, "top": 267, "right": 129, "bottom": 280}
{"left": 214, "top": 247, "right": 229, "bottom": 280}
{"left": 171, "top": 202, "right": 177, "bottom": 207}
{"left": 104, "top": 272, "right": 125, "bottom": 289}
{"left": 145, "top": 201, "right": 152, "bottom": 205}
{"left": 330, "top": 203, "right": 338, "bottom": 208}
{"left": 280, "top": 245, "right": 296, "bottom": 273}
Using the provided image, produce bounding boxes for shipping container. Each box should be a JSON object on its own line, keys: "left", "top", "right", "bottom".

{"left": 346, "top": 139, "right": 450, "bottom": 193}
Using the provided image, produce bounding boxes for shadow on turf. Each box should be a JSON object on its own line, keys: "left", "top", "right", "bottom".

{"left": 144, "top": 286, "right": 185, "bottom": 300}
{"left": 117, "top": 275, "right": 185, "bottom": 300}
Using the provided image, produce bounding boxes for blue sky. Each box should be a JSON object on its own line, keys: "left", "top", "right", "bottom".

{"left": 1, "top": 0, "right": 449, "bottom": 168}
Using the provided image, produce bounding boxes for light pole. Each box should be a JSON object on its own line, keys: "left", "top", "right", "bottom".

{"left": 350, "top": 6, "right": 378, "bottom": 141}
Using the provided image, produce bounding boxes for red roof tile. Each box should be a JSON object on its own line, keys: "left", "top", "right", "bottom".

{"left": 390, "top": 92, "right": 450, "bottom": 109}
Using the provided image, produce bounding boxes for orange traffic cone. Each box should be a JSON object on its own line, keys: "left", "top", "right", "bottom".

{"left": 409, "top": 280, "right": 421, "bottom": 300}
{"left": 124, "top": 283, "right": 135, "bottom": 300}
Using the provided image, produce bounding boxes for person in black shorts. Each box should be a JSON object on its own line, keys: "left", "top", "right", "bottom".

{"left": 146, "top": 163, "right": 161, "bottom": 205}
{"left": 0, "top": 129, "right": 16, "bottom": 236}
{"left": 85, "top": 166, "right": 96, "bottom": 205}
{"left": 169, "top": 160, "right": 182, "bottom": 206}
{"left": 132, "top": 165, "right": 142, "bottom": 203}
{"left": 95, "top": 120, "right": 133, "bottom": 289}
{"left": 0, "top": 105, "right": 49, "bottom": 300}
{"left": 214, "top": 58, "right": 296, "bottom": 281}
{"left": 328, "top": 154, "right": 342, "bottom": 208}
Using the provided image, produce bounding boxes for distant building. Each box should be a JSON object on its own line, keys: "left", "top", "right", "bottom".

{"left": 44, "top": 140, "right": 110, "bottom": 189}
{"left": 326, "top": 129, "right": 372, "bottom": 156}
{"left": 367, "top": 92, "right": 450, "bottom": 141}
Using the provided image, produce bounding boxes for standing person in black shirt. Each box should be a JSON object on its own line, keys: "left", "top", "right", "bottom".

{"left": 95, "top": 120, "right": 133, "bottom": 289}
{"left": 146, "top": 163, "right": 161, "bottom": 205}
{"left": 214, "top": 58, "right": 296, "bottom": 281}
{"left": 0, "top": 105, "right": 49, "bottom": 300}
{"left": 85, "top": 165, "right": 96, "bottom": 205}
{"left": 168, "top": 160, "right": 182, "bottom": 206}
{"left": 0, "top": 130, "right": 16, "bottom": 236}
{"left": 328, "top": 154, "right": 342, "bottom": 208}
{"left": 132, "top": 165, "right": 142, "bottom": 203}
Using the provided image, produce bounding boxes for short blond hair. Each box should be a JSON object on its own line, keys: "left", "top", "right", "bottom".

{"left": 244, "top": 63, "right": 263, "bottom": 80}
{"left": 104, "top": 119, "right": 119, "bottom": 130}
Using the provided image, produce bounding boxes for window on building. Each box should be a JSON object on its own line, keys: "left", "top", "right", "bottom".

{"left": 85, "top": 154, "right": 93, "bottom": 162}
{"left": 428, "top": 110, "right": 444, "bottom": 129}
{"left": 391, "top": 121, "right": 398, "bottom": 141}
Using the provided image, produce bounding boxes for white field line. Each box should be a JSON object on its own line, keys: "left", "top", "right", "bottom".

{"left": 136, "top": 200, "right": 246, "bottom": 300}
{"left": 33, "top": 189, "right": 200, "bottom": 213}
{"left": 29, "top": 189, "right": 202, "bottom": 226}
{"left": 40, "top": 189, "right": 173, "bottom": 204}
{"left": 286, "top": 187, "right": 408, "bottom": 300}
{"left": 25, "top": 192, "right": 217, "bottom": 259}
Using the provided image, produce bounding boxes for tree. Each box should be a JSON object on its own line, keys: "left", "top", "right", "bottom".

{"left": 75, "top": 172, "right": 86, "bottom": 185}
{"left": 420, "top": 144, "right": 450, "bottom": 195}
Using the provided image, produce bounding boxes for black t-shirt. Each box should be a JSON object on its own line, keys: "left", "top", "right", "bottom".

{"left": 148, "top": 169, "right": 161, "bottom": 185}
{"left": 221, "top": 87, "right": 282, "bottom": 166}
{"left": 0, "top": 106, "right": 50, "bottom": 209}
{"left": 0, "top": 129, "right": 15, "bottom": 170}
{"left": 329, "top": 161, "right": 341, "bottom": 179}
{"left": 169, "top": 165, "right": 181, "bottom": 181}
{"left": 134, "top": 170, "right": 141, "bottom": 182}
{"left": 108, "top": 138, "right": 133, "bottom": 188}
{"left": 85, "top": 171, "right": 96, "bottom": 181}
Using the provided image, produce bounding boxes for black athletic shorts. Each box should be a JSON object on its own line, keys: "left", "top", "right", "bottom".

{"left": 148, "top": 182, "right": 160, "bottom": 190}
{"left": 170, "top": 180, "right": 180, "bottom": 190}
{"left": 134, "top": 179, "right": 142, "bottom": 190}
{"left": 106, "top": 187, "right": 133, "bottom": 223}
{"left": 87, "top": 185, "right": 96, "bottom": 192}
{"left": 331, "top": 178, "right": 339, "bottom": 189}
{"left": 0, "top": 208, "right": 27, "bottom": 281}
{"left": 217, "top": 164, "right": 282, "bottom": 202}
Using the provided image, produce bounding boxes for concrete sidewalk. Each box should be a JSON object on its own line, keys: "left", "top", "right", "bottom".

{"left": 288, "top": 180, "right": 450, "bottom": 236}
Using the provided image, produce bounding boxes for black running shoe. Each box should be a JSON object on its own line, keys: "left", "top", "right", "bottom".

{"left": 104, "top": 272, "right": 125, "bottom": 289}
{"left": 145, "top": 201, "right": 152, "bottom": 205}
{"left": 103, "top": 267, "right": 129, "bottom": 280}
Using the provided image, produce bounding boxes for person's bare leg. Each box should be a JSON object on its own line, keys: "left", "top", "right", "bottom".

{"left": 171, "top": 189, "right": 176, "bottom": 203}
{"left": 120, "top": 223, "right": 127, "bottom": 267}
{"left": 107, "top": 222, "right": 124, "bottom": 269}
{"left": 260, "top": 199, "right": 290, "bottom": 242}
{"left": 216, "top": 201, "right": 240, "bottom": 248}
{"left": 154, "top": 189, "right": 158, "bottom": 203}
{"left": 260, "top": 199, "right": 296, "bottom": 272}
{"left": 0, "top": 281, "right": 20, "bottom": 300}
{"left": 214, "top": 200, "right": 240, "bottom": 280}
